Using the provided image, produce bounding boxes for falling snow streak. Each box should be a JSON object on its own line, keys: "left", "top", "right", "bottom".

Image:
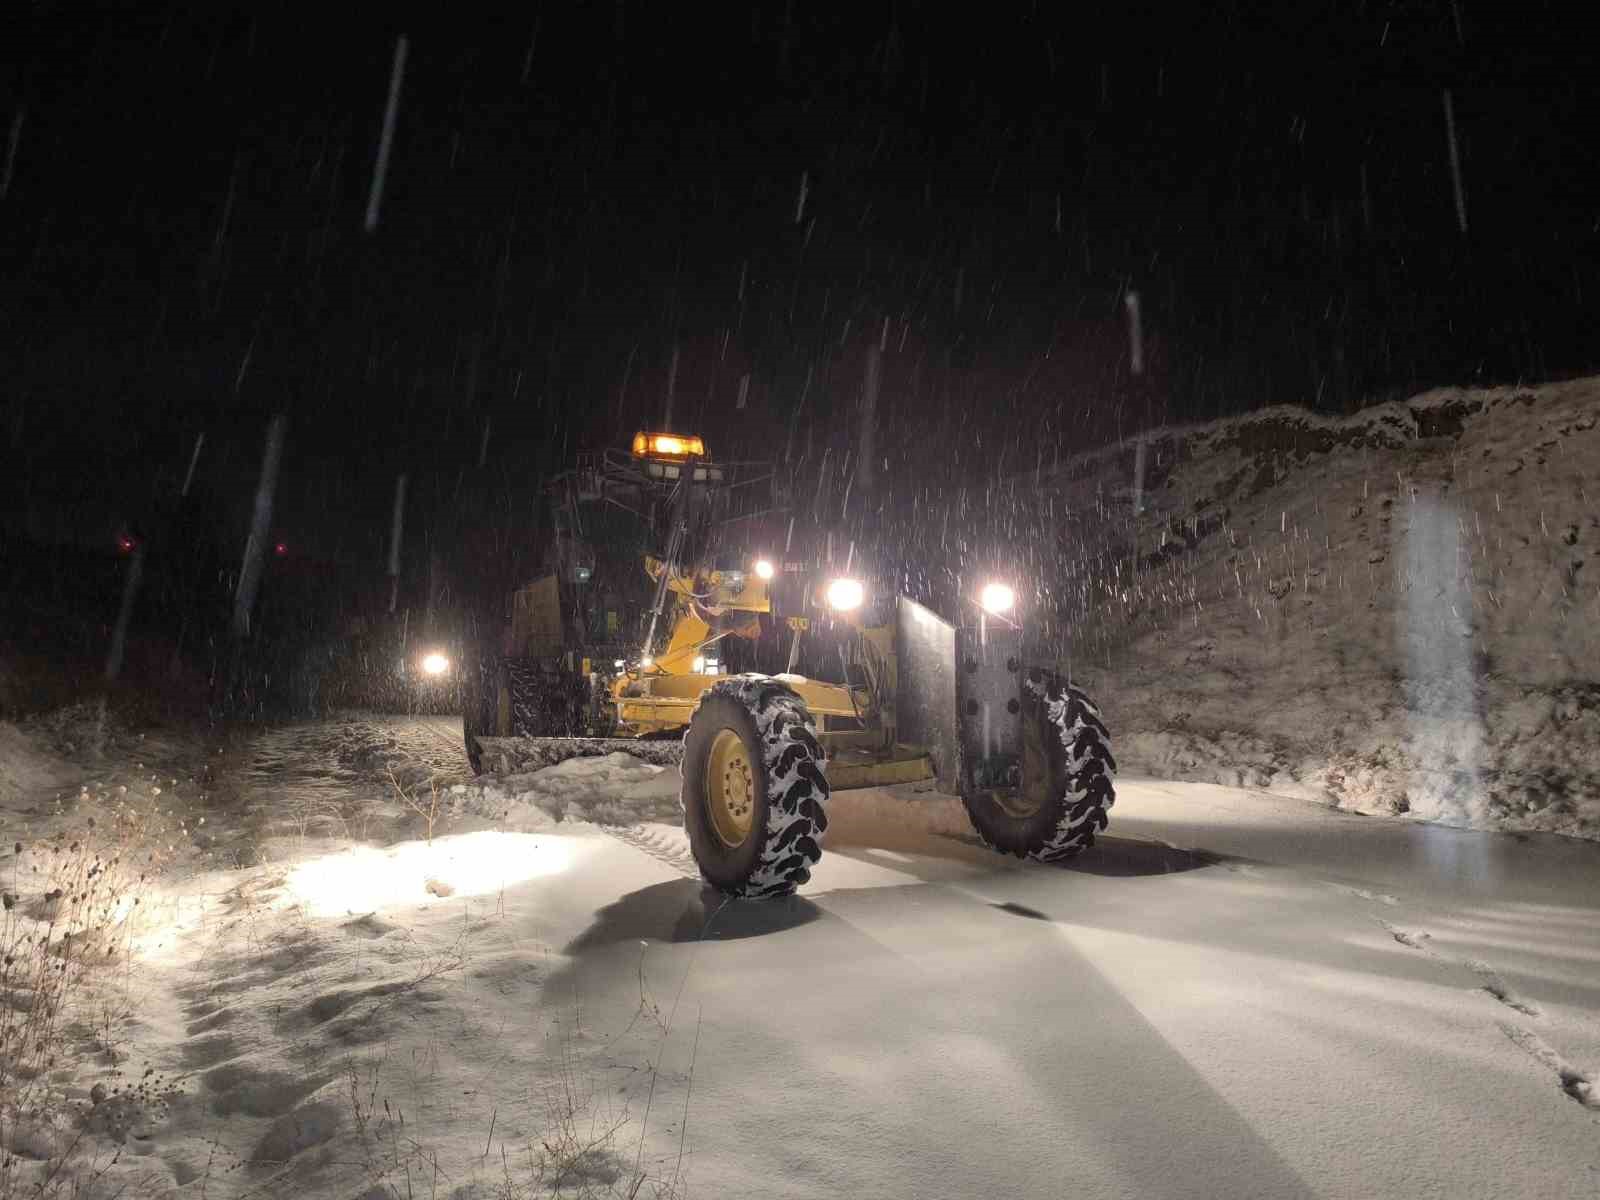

{"left": 1125, "top": 291, "right": 1144, "bottom": 376}
{"left": 388, "top": 474, "right": 408, "bottom": 613}
{"left": 233, "top": 414, "right": 289, "bottom": 638}
{"left": 104, "top": 541, "right": 145, "bottom": 681}
{"left": 181, "top": 432, "right": 205, "bottom": 498}
{"left": 1442, "top": 90, "right": 1468, "bottom": 236}
{"left": 366, "top": 35, "right": 409, "bottom": 234}
{"left": 0, "top": 107, "right": 22, "bottom": 201}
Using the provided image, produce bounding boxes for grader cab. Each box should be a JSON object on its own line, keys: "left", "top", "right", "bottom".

{"left": 463, "top": 431, "right": 1115, "bottom": 897}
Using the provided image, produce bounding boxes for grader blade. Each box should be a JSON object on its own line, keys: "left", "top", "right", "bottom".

{"left": 954, "top": 614, "right": 1027, "bottom": 802}
{"left": 894, "top": 597, "right": 961, "bottom": 788}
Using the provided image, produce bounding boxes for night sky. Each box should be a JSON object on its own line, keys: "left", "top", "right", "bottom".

{"left": 6, "top": 2, "right": 1598, "bottom": 569}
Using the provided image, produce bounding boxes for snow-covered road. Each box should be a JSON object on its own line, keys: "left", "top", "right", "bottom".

{"left": 541, "top": 780, "right": 1600, "bottom": 1198}
{"left": 8, "top": 713, "right": 1597, "bottom": 1198}
{"left": 253, "top": 717, "right": 1600, "bottom": 1197}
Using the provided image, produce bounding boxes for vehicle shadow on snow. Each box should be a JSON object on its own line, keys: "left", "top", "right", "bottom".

{"left": 1062, "top": 835, "right": 1233, "bottom": 876}
{"left": 823, "top": 788, "right": 1230, "bottom": 879}
{"left": 564, "top": 878, "right": 822, "bottom": 954}
{"left": 926, "top": 831, "right": 1231, "bottom": 878}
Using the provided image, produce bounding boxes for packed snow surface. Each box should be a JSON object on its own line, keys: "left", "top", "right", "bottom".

{"left": 3, "top": 711, "right": 1598, "bottom": 1198}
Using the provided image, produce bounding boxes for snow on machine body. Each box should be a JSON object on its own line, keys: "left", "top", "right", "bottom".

{"left": 463, "top": 432, "right": 1115, "bottom": 897}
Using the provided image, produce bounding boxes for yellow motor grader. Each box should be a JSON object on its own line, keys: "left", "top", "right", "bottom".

{"left": 462, "top": 431, "right": 1115, "bottom": 897}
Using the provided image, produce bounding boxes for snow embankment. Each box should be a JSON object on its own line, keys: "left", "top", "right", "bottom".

{"left": 1055, "top": 377, "right": 1600, "bottom": 840}
{"left": 0, "top": 711, "right": 692, "bottom": 1199}
{"left": 0, "top": 720, "right": 78, "bottom": 809}
{"left": 454, "top": 751, "right": 683, "bottom": 829}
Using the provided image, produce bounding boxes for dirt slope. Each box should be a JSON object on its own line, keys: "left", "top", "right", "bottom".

{"left": 1045, "top": 377, "right": 1600, "bottom": 839}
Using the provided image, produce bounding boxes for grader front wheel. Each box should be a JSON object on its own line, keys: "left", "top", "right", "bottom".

{"left": 961, "top": 675, "right": 1117, "bottom": 862}
{"left": 705, "top": 728, "right": 758, "bottom": 848}
{"left": 681, "top": 677, "right": 830, "bottom": 898}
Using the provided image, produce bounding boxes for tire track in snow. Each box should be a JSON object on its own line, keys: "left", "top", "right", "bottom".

{"left": 398, "top": 716, "right": 477, "bottom": 782}
{"left": 403, "top": 717, "right": 703, "bottom": 881}
{"left": 416, "top": 717, "right": 697, "bottom": 874}
{"left": 602, "top": 822, "right": 702, "bottom": 882}
{"left": 409, "top": 716, "right": 460, "bottom": 758}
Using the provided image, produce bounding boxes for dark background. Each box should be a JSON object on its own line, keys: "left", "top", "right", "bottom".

{"left": 2, "top": 1, "right": 1597, "bottom": 710}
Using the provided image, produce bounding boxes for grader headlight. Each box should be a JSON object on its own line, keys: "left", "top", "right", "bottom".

{"left": 753, "top": 558, "right": 775, "bottom": 581}
{"left": 825, "top": 578, "right": 865, "bottom": 612}
{"left": 978, "top": 582, "right": 1016, "bottom": 615}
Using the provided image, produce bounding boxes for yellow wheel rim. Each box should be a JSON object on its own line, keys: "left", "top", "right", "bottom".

{"left": 706, "top": 728, "right": 757, "bottom": 848}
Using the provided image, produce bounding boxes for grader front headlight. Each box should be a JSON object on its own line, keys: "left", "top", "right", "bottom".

{"left": 978, "top": 582, "right": 1016, "bottom": 615}
{"left": 753, "top": 558, "right": 775, "bottom": 581}
{"left": 825, "top": 578, "right": 865, "bottom": 612}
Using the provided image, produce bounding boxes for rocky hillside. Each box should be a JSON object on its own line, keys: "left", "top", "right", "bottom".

{"left": 1045, "top": 378, "right": 1600, "bottom": 841}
